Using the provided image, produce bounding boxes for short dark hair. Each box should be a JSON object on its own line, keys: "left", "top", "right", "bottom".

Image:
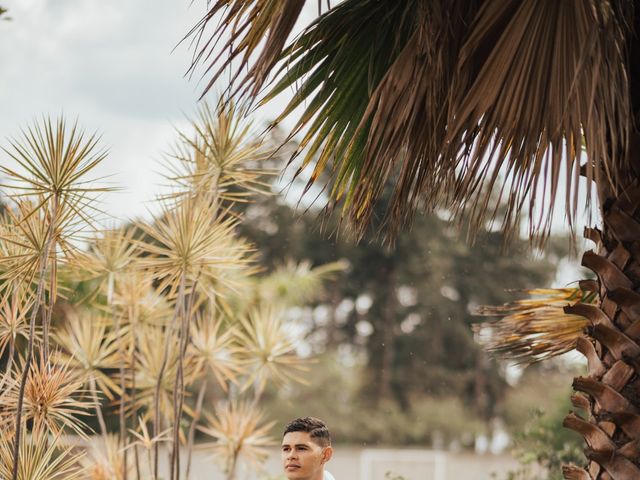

{"left": 283, "top": 417, "right": 331, "bottom": 447}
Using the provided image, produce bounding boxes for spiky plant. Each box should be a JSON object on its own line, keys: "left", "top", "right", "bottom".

{"left": 54, "top": 311, "right": 123, "bottom": 437}
{"left": 126, "top": 417, "right": 172, "bottom": 480}
{"left": 1, "top": 355, "right": 92, "bottom": 438}
{"left": 197, "top": 401, "right": 275, "bottom": 480}
{"left": 236, "top": 306, "right": 310, "bottom": 397}
{"left": 0, "top": 430, "right": 84, "bottom": 480}
{"left": 163, "top": 101, "right": 274, "bottom": 203}
{"left": 81, "top": 434, "right": 133, "bottom": 480}
{"left": 0, "top": 116, "right": 110, "bottom": 479}
{"left": 135, "top": 193, "right": 254, "bottom": 479}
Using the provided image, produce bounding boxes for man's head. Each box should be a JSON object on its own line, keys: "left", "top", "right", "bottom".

{"left": 281, "top": 417, "right": 333, "bottom": 480}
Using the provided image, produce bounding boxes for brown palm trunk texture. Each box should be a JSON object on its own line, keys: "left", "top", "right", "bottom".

{"left": 563, "top": 179, "right": 640, "bottom": 479}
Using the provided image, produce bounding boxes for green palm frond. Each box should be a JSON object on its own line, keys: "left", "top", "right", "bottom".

{"left": 164, "top": 101, "right": 275, "bottom": 202}
{"left": 189, "top": 0, "right": 633, "bottom": 243}
{"left": 473, "top": 288, "right": 595, "bottom": 363}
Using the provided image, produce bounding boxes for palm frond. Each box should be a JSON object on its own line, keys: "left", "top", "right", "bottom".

{"left": 186, "top": 0, "right": 306, "bottom": 99}
{"left": 189, "top": 0, "right": 634, "bottom": 242}
{"left": 473, "top": 287, "right": 595, "bottom": 363}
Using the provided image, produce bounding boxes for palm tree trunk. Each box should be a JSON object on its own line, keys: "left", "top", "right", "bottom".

{"left": 563, "top": 174, "right": 640, "bottom": 479}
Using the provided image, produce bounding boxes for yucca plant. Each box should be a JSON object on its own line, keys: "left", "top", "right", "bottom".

{"left": 197, "top": 400, "right": 275, "bottom": 480}
{"left": 0, "top": 430, "right": 84, "bottom": 480}
{"left": 236, "top": 306, "right": 310, "bottom": 398}
{"left": 54, "top": 311, "right": 123, "bottom": 438}
{"left": 0, "top": 116, "right": 110, "bottom": 480}
{"left": 189, "top": 2, "right": 640, "bottom": 477}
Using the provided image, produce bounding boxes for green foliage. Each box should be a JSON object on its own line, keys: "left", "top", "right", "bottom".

{"left": 498, "top": 393, "right": 584, "bottom": 480}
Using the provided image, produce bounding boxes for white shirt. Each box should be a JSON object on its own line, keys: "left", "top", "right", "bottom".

{"left": 325, "top": 472, "right": 336, "bottom": 480}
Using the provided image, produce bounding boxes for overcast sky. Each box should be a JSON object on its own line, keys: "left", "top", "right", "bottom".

{"left": 0, "top": 0, "right": 287, "bottom": 222}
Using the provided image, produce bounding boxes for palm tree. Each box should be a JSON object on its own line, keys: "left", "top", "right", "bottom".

{"left": 187, "top": 2, "right": 640, "bottom": 478}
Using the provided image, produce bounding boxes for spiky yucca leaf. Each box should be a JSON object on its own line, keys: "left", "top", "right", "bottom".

{"left": 256, "top": 259, "right": 347, "bottom": 307}
{"left": 188, "top": 312, "right": 243, "bottom": 391}
{"left": 198, "top": 401, "right": 275, "bottom": 474}
{"left": 112, "top": 271, "right": 173, "bottom": 328}
{"left": 0, "top": 116, "right": 111, "bottom": 226}
{"left": 236, "top": 307, "right": 309, "bottom": 394}
{"left": 81, "top": 434, "right": 133, "bottom": 480}
{"left": 129, "top": 325, "right": 195, "bottom": 421}
{"left": 135, "top": 195, "right": 253, "bottom": 298}
{"left": 473, "top": 288, "right": 595, "bottom": 363}
{"left": 0, "top": 430, "right": 84, "bottom": 480}
{"left": 164, "top": 101, "right": 274, "bottom": 202}
{"left": 190, "top": 0, "right": 633, "bottom": 243}
{"left": 0, "top": 199, "right": 84, "bottom": 284}
{"left": 71, "top": 227, "right": 139, "bottom": 302}
{"left": 53, "top": 311, "right": 122, "bottom": 400}
{"left": 1, "top": 356, "right": 93, "bottom": 438}
{"left": 0, "top": 286, "right": 35, "bottom": 358}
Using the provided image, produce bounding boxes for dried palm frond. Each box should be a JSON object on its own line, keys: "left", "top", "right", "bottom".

{"left": 473, "top": 288, "right": 595, "bottom": 363}
{"left": 164, "top": 101, "right": 275, "bottom": 202}
{"left": 198, "top": 401, "right": 275, "bottom": 475}
{"left": 185, "top": 0, "right": 306, "bottom": 99}
{"left": 135, "top": 195, "right": 254, "bottom": 298}
{"left": 81, "top": 434, "right": 133, "bottom": 480}
{"left": 236, "top": 306, "right": 309, "bottom": 395}
{"left": 0, "top": 430, "right": 84, "bottom": 480}
{"left": 256, "top": 259, "right": 347, "bottom": 307}
{"left": 189, "top": 0, "right": 633, "bottom": 244}
{"left": 1, "top": 355, "right": 93, "bottom": 437}
{"left": 188, "top": 312, "right": 243, "bottom": 391}
{"left": 0, "top": 116, "right": 111, "bottom": 227}
{"left": 53, "top": 311, "right": 122, "bottom": 400}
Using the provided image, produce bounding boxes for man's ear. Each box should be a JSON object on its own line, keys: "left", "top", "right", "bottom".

{"left": 321, "top": 446, "right": 333, "bottom": 464}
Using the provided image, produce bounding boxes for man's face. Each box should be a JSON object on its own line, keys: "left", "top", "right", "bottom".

{"left": 281, "top": 431, "right": 332, "bottom": 480}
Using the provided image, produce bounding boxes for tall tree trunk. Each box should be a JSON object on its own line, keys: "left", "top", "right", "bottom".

{"left": 562, "top": 175, "right": 640, "bottom": 479}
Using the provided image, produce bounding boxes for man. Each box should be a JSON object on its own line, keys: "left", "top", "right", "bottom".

{"left": 281, "top": 417, "right": 336, "bottom": 480}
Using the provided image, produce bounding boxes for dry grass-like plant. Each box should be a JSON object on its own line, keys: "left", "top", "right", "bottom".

{"left": 198, "top": 401, "right": 275, "bottom": 479}
{"left": 81, "top": 434, "right": 133, "bottom": 480}
{"left": 0, "top": 430, "right": 84, "bottom": 480}
{"left": 236, "top": 306, "right": 310, "bottom": 396}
